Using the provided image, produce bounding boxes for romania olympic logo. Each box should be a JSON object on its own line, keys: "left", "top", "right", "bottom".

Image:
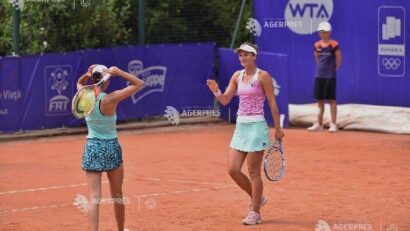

{"left": 382, "top": 58, "right": 401, "bottom": 70}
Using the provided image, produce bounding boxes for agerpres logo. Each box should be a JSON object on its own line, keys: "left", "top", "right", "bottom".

{"left": 73, "top": 194, "right": 89, "bottom": 214}
{"left": 284, "top": 0, "right": 333, "bottom": 34}
{"left": 164, "top": 106, "right": 221, "bottom": 125}
{"left": 246, "top": 18, "right": 262, "bottom": 37}
{"left": 128, "top": 60, "right": 167, "bottom": 104}
{"left": 316, "top": 220, "right": 332, "bottom": 231}
{"left": 164, "top": 106, "right": 180, "bottom": 125}
{"left": 10, "top": 0, "right": 91, "bottom": 10}
{"left": 315, "top": 219, "right": 374, "bottom": 231}
{"left": 45, "top": 65, "right": 72, "bottom": 116}
{"left": 9, "top": 0, "right": 24, "bottom": 10}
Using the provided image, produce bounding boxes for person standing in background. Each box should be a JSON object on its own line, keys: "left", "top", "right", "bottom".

{"left": 308, "top": 21, "right": 342, "bottom": 132}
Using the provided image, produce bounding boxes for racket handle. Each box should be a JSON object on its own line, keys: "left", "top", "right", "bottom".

{"left": 279, "top": 114, "right": 285, "bottom": 129}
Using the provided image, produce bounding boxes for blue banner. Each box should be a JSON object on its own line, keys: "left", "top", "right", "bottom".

{"left": 0, "top": 43, "right": 215, "bottom": 132}
{"left": 253, "top": 0, "right": 410, "bottom": 107}
{"left": 217, "top": 48, "right": 289, "bottom": 127}
{"left": 0, "top": 57, "right": 22, "bottom": 131}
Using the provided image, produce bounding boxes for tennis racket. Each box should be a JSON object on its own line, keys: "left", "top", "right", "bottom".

{"left": 263, "top": 114, "right": 285, "bottom": 181}
{"left": 71, "top": 72, "right": 110, "bottom": 119}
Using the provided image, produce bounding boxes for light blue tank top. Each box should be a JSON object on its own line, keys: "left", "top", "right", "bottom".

{"left": 85, "top": 93, "right": 117, "bottom": 139}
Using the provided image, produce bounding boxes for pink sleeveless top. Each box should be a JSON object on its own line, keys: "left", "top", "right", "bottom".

{"left": 237, "top": 69, "right": 265, "bottom": 121}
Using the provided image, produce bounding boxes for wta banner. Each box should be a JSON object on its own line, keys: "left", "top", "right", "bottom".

{"left": 252, "top": 0, "right": 410, "bottom": 107}
{"left": 0, "top": 43, "right": 215, "bottom": 132}
{"left": 217, "top": 48, "right": 289, "bottom": 127}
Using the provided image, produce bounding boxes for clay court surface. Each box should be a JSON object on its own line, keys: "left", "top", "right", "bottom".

{"left": 0, "top": 123, "right": 409, "bottom": 231}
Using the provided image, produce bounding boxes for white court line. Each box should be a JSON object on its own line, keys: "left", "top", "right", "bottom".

{"left": 2, "top": 203, "right": 72, "bottom": 214}
{"left": 0, "top": 181, "right": 111, "bottom": 195}
{"left": 214, "top": 185, "right": 237, "bottom": 189}
{"left": 0, "top": 183, "right": 379, "bottom": 215}
{"left": 0, "top": 178, "right": 229, "bottom": 196}
{"left": 166, "top": 179, "right": 226, "bottom": 186}
{"left": 140, "top": 178, "right": 161, "bottom": 181}
{"left": 0, "top": 184, "right": 237, "bottom": 214}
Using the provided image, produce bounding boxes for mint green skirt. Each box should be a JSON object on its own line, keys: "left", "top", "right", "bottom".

{"left": 230, "top": 121, "right": 271, "bottom": 152}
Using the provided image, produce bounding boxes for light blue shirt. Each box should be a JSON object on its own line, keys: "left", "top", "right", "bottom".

{"left": 85, "top": 93, "right": 117, "bottom": 139}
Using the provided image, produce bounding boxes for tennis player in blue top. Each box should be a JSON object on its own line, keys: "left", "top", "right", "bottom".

{"left": 77, "top": 64, "right": 144, "bottom": 231}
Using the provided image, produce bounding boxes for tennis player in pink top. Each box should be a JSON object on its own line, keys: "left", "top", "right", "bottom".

{"left": 207, "top": 42, "right": 284, "bottom": 225}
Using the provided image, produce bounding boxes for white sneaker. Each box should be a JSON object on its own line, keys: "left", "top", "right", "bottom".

{"left": 242, "top": 211, "right": 262, "bottom": 225}
{"left": 328, "top": 123, "right": 338, "bottom": 132}
{"left": 307, "top": 123, "right": 324, "bottom": 131}
{"left": 249, "top": 195, "right": 268, "bottom": 211}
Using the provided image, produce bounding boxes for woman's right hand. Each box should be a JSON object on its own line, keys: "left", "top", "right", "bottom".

{"left": 206, "top": 79, "right": 220, "bottom": 93}
{"left": 86, "top": 64, "right": 97, "bottom": 77}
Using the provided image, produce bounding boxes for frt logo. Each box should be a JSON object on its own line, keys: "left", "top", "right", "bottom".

{"left": 284, "top": 0, "right": 333, "bottom": 35}
{"left": 44, "top": 65, "right": 73, "bottom": 116}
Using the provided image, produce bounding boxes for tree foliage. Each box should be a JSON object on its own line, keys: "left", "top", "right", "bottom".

{"left": 0, "top": 0, "right": 251, "bottom": 56}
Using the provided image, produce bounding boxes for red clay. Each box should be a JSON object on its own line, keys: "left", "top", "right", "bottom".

{"left": 0, "top": 124, "right": 409, "bottom": 231}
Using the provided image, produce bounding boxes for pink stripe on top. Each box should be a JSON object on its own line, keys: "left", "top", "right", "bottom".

{"left": 237, "top": 69, "right": 265, "bottom": 116}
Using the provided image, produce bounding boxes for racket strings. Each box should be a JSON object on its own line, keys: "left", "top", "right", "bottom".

{"left": 73, "top": 88, "right": 96, "bottom": 118}
{"left": 265, "top": 145, "right": 284, "bottom": 180}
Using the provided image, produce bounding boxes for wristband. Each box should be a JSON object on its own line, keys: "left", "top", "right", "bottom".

{"left": 213, "top": 90, "right": 222, "bottom": 97}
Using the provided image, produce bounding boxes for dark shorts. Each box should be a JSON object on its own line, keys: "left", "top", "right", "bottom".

{"left": 82, "top": 138, "right": 123, "bottom": 172}
{"left": 314, "top": 78, "right": 336, "bottom": 100}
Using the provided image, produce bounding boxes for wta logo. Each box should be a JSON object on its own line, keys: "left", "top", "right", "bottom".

{"left": 284, "top": 0, "right": 333, "bottom": 34}
{"left": 128, "top": 60, "right": 167, "bottom": 104}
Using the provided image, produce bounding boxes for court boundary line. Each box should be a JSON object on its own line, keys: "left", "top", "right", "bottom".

{"left": 0, "top": 184, "right": 237, "bottom": 214}
{"left": 0, "top": 178, "right": 229, "bottom": 195}
{"left": 1, "top": 182, "right": 381, "bottom": 215}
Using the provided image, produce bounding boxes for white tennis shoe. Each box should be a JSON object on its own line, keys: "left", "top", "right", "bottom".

{"left": 328, "top": 123, "right": 338, "bottom": 132}
{"left": 307, "top": 123, "right": 324, "bottom": 131}
{"left": 242, "top": 211, "right": 262, "bottom": 225}
{"left": 249, "top": 195, "right": 268, "bottom": 211}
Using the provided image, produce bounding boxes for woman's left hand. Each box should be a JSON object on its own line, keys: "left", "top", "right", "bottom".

{"left": 86, "top": 64, "right": 97, "bottom": 77}
{"left": 105, "top": 66, "right": 123, "bottom": 76}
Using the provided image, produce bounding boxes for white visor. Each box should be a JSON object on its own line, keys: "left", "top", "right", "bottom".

{"left": 317, "top": 21, "right": 332, "bottom": 32}
{"left": 92, "top": 64, "right": 111, "bottom": 80}
{"left": 234, "top": 44, "right": 257, "bottom": 55}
